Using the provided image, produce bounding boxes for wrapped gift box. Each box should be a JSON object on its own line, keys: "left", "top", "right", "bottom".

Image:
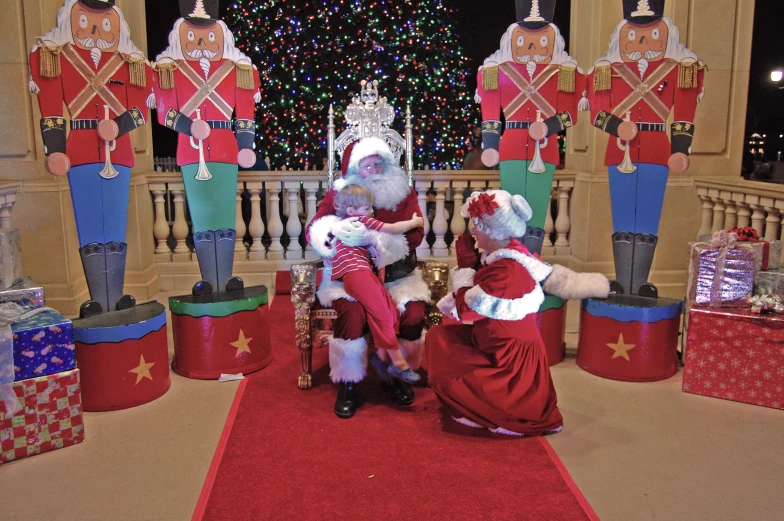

{"left": 687, "top": 242, "right": 755, "bottom": 307}
{"left": 1, "top": 369, "right": 84, "bottom": 464}
{"left": 0, "top": 277, "right": 45, "bottom": 312}
{"left": 755, "top": 270, "right": 784, "bottom": 301}
{"left": 12, "top": 310, "right": 75, "bottom": 381}
{"left": 683, "top": 308, "right": 784, "bottom": 410}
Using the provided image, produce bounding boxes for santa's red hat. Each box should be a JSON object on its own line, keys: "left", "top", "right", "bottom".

{"left": 342, "top": 137, "right": 396, "bottom": 178}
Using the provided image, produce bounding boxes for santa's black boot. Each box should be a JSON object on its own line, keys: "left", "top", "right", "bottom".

{"left": 334, "top": 382, "right": 359, "bottom": 419}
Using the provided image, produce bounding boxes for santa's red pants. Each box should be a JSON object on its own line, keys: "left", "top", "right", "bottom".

{"left": 341, "top": 270, "right": 400, "bottom": 351}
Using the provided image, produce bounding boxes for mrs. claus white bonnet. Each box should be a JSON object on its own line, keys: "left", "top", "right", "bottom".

{"left": 461, "top": 190, "right": 533, "bottom": 240}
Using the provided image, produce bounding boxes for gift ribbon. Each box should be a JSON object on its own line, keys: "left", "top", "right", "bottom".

{"left": 688, "top": 230, "right": 738, "bottom": 307}
{"left": 748, "top": 293, "right": 784, "bottom": 314}
{"left": 0, "top": 303, "right": 55, "bottom": 416}
{"left": 728, "top": 227, "right": 770, "bottom": 270}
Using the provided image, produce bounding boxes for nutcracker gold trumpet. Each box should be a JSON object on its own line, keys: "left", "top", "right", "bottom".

{"left": 189, "top": 109, "right": 212, "bottom": 181}
{"left": 616, "top": 111, "right": 637, "bottom": 174}
{"left": 98, "top": 105, "right": 119, "bottom": 180}
{"left": 528, "top": 110, "right": 547, "bottom": 174}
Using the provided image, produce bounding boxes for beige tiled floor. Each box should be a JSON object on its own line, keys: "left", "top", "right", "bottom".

{"left": 1, "top": 297, "right": 783, "bottom": 521}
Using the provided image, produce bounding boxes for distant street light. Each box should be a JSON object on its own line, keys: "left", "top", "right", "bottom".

{"left": 773, "top": 70, "right": 783, "bottom": 82}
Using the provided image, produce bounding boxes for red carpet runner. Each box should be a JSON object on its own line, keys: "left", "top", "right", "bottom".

{"left": 193, "top": 296, "right": 600, "bottom": 521}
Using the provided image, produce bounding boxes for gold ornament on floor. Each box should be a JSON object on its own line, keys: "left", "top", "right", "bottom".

{"left": 129, "top": 355, "right": 156, "bottom": 384}
{"left": 231, "top": 329, "right": 253, "bottom": 356}
{"left": 607, "top": 333, "right": 636, "bottom": 361}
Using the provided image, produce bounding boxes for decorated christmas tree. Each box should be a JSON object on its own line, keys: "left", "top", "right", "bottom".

{"left": 225, "top": 0, "right": 476, "bottom": 170}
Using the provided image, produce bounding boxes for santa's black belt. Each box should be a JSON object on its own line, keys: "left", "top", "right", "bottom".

{"left": 71, "top": 119, "right": 98, "bottom": 130}
{"left": 505, "top": 121, "right": 531, "bottom": 130}
{"left": 384, "top": 252, "right": 418, "bottom": 284}
{"left": 206, "top": 120, "right": 232, "bottom": 130}
{"left": 636, "top": 122, "right": 666, "bottom": 132}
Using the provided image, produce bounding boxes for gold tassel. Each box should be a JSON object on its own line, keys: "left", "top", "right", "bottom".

{"left": 235, "top": 62, "right": 255, "bottom": 90}
{"left": 594, "top": 64, "right": 611, "bottom": 92}
{"left": 558, "top": 66, "right": 576, "bottom": 93}
{"left": 123, "top": 56, "right": 146, "bottom": 88}
{"left": 678, "top": 62, "right": 698, "bottom": 89}
{"left": 39, "top": 44, "right": 62, "bottom": 78}
{"left": 482, "top": 65, "right": 499, "bottom": 91}
{"left": 156, "top": 63, "right": 175, "bottom": 90}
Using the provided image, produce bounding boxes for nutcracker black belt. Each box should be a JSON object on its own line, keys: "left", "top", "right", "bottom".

{"left": 71, "top": 119, "right": 98, "bottom": 130}
{"left": 505, "top": 121, "right": 531, "bottom": 130}
{"left": 637, "top": 122, "right": 666, "bottom": 132}
{"left": 206, "top": 120, "right": 232, "bottom": 130}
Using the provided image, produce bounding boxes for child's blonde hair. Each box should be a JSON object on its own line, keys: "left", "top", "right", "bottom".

{"left": 334, "top": 184, "right": 374, "bottom": 218}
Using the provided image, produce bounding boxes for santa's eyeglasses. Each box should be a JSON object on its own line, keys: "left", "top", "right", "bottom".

{"left": 359, "top": 160, "right": 385, "bottom": 172}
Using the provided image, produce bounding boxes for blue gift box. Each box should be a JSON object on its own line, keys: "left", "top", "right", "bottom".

{"left": 0, "top": 277, "right": 45, "bottom": 312}
{"left": 11, "top": 310, "right": 75, "bottom": 381}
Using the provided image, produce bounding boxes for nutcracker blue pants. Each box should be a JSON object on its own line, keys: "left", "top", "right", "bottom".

{"left": 608, "top": 163, "right": 669, "bottom": 235}
{"left": 67, "top": 163, "right": 131, "bottom": 247}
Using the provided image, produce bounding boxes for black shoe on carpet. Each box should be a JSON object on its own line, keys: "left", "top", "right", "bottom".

{"left": 381, "top": 378, "right": 415, "bottom": 406}
{"left": 334, "top": 382, "right": 359, "bottom": 419}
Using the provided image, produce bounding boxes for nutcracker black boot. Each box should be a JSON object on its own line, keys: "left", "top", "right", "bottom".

{"left": 632, "top": 233, "right": 658, "bottom": 298}
{"left": 193, "top": 230, "right": 218, "bottom": 296}
{"left": 611, "top": 231, "right": 634, "bottom": 295}
{"left": 79, "top": 243, "right": 107, "bottom": 318}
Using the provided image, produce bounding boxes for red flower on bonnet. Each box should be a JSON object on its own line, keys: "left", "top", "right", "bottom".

{"left": 467, "top": 193, "right": 500, "bottom": 219}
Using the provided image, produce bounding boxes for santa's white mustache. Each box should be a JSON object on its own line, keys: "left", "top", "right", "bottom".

{"left": 76, "top": 36, "right": 116, "bottom": 49}
{"left": 518, "top": 54, "right": 550, "bottom": 63}
{"left": 624, "top": 49, "right": 664, "bottom": 61}
{"left": 184, "top": 48, "right": 219, "bottom": 59}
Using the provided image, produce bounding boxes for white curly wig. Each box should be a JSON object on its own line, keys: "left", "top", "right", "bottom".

{"left": 461, "top": 190, "right": 533, "bottom": 240}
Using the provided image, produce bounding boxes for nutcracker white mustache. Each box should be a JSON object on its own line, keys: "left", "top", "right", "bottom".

{"left": 517, "top": 54, "right": 550, "bottom": 63}
{"left": 75, "top": 35, "right": 117, "bottom": 68}
{"left": 623, "top": 49, "right": 663, "bottom": 61}
{"left": 184, "top": 48, "right": 220, "bottom": 59}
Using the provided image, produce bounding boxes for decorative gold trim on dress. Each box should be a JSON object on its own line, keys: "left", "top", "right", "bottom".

{"left": 235, "top": 62, "right": 255, "bottom": 90}
{"left": 482, "top": 65, "right": 499, "bottom": 91}
{"left": 558, "top": 65, "right": 576, "bottom": 93}
{"left": 594, "top": 64, "right": 612, "bottom": 92}
{"left": 38, "top": 42, "right": 63, "bottom": 78}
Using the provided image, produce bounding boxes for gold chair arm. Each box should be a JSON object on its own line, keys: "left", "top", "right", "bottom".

{"left": 422, "top": 260, "right": 450, "bottom": 327}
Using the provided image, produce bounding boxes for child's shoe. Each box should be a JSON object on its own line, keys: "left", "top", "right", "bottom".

{"left": 387, "top": 365, "right": 421, "bottom": 383}
{"left": 369, "top": 353, "right": 393, "bottom": 383}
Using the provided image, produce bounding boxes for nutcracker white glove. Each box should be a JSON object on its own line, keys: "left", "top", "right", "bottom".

{"left": 332, "top": 219, "right": 370, "bottom": 247}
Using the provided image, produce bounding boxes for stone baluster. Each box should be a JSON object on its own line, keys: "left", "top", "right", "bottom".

{"left": 0, "top": 195, "right": 16, "bottom": 230}
{"left": 554, "top": 181, "right": 573, "bottom": 254}
{"left": 284, "top": 181, "right": 303, "bottom": 260}
{"left": 247, "top": 181, "right": 265, "bottom": 260}
{"left": 303, "top": 181, "right": 320, "bottom": 260}
{"left": 170, "top": 184, "right": 191, "bottom": 261}
{"left": 710, "top": 192, "right": 725, "bottom": 233}
{"left": 696, "top": 189, "right": 714, "bottom": 238}
{"left": 266, "top": 181, "right": 285, "bottom": 260}
{"left": 746, "top": 195, "right": 765, "bottom": 237}
{"left": 723, "top": 196, "right": 738, "bottom": 231}
{"left": 762, "top": 197, "right": 780, "bottom": 241}
{"left": 450, "top": 181, "right": 467, "bottom": 244}
{"left": 234, "top": 182, "right": 247, "bottom": 261}
{"left": 736, "top": 201, "right": 751, "bottom": 229}
{"left": 415, "top": 181, "right": 431, "bottom": 259}
{"left": 150, "top": 184, "right": 171, "bottom": 260}
{"left": 431, "top": 181, "right": 449, "bottom": 257}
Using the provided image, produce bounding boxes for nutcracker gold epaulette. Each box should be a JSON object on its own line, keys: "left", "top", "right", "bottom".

{"left": 678, "top": 60, "right": 706, "bottom": 89}
{"left": 557, "top": 65, "right": 576, "bottom": 93}
{"left": 235, "top": 62, "right": 255, "bottom": 90}
{"left": 482, "top": 65, "right": 499, "bottom": 91}
{"left": 37, "top": 41, "right": 63, "bottom": 78}
{"left": 155, "top": 62, "right": 177, "bottom": 90}
{"left": 122, "top": 53, "right": 147, "bottom": 88}
{"left": 593, "top": 63, "right": 612, "bottom": 92}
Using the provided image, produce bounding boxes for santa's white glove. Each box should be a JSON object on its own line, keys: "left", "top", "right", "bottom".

{"left": 332, "top": 219, "right": 370, "bottom": 247}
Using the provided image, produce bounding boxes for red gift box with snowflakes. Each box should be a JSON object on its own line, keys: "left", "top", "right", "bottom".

{"left": 1, "top": 369, "right": 84, "bottom": 464}
{"left": 683, "top": 308, "right": 784, "bottom": 410}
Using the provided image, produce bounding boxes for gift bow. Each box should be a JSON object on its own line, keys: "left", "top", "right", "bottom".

{"left": 0, "top": 303, "right": 54, "bottom": 416}
{"left": 707, "top": 229, "right": 738, "bottom": 249}
{"left": 749, "top": 293, "right": 784, "bottom": 314}
{"left": 728, "top": 227, "right": 759, "bottom": 242}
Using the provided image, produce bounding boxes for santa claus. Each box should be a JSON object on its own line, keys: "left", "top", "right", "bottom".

{"left": 307, "top": 137, "right": 430, "bottom": 418}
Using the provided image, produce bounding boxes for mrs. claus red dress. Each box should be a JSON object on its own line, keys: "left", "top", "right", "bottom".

{"left": 426, "top": 240, "right": 563, "bottom": 434}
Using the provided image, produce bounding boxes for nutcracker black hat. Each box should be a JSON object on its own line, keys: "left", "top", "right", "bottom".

{"left": 623, "top": 0, "right": 665, "bottom": 25}
{"left": 179, "top": 0, "right": 220, "bottom": 26}
{"left": 515, "top": 0, "right": 556, "bottom": 30}
{"left": 78, "top": 0, "right": 115, "bottom": 9}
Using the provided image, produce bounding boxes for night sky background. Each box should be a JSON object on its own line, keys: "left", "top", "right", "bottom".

{"left": 145, "top": 0, "right": 781, "bottom": 163}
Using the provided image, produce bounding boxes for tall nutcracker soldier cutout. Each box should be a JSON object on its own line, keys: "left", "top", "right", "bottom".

{"left": 577, "top": 0, "right": 705, "bottom": 383}
{"left": 476, "top": 0, "right": 585, "bottom": 256}
{"left": 154, "top": 0, "right": 272, "bottom": 380}
{"left": 475, "top": 0, "right": 585, "bottom": 365}
{"left": 29, "top": 0, "right": 171, "bottom": 412}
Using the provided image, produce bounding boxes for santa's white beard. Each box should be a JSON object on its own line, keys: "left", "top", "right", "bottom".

{"left": 344, "top": 165, "right": 410, "bottom": 210}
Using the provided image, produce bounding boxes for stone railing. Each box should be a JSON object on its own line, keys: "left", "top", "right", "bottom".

{"left": 146, "top": 170, "right": 576, "bottom": 267}
{"left": 695, "top": 178, "right": 784, "bottom": 241}
{"left": 0, "top": 182, "right": 21, "bottom": 229}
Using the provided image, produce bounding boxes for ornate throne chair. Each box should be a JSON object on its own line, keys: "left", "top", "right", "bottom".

{"left": 291, "top": 80, "right": 449, "bottom": 389}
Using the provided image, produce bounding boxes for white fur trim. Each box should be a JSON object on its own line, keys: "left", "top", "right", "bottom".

{"left": 385, "top": 269, "right": 431, "bottom": 312}
{"left": 437, "top": 293, "right": 459, "bottom": 320}
{"left": 451, "top": 267, "right": 475, "bottom": 291}
{"left": 464, "top": 284, "right": 545, "bottom": 321}
{"left": 453, "top": 417, "right": 486, "bottom": 429}
{"left": 332, "top": 178, "right": 348, "bottom": 192}
{"left": 490, "top": 426, "right": 525, "bottom": 436}
{"left": 484, "top": 248, "right": 553, "bottom": 283}
{"left": 541, "top": 264, "right": 610, "bottom": 301}
{"left": 347, "top": 136, "right": 395, "bottom": 174}
{"left": 328, "top": 336, "right": 367, "bottom": 383}
{"left": 316, "top": 266, "right": 355, "bottom": 307}
{"left": 367, "top": 230, "right": 409, "bottom": 268}
{"left": 398, "top": 330, "right": 426, "bottom": 370}
{"left": 308, "top": 215, "right": 339, "bottom": 258}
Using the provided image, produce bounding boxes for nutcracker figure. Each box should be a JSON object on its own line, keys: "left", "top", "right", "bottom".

{"left": 476, "top": 0, "right": 585, "bottom": 255}
{"left": 153, "top": 0, "right": 261, "bottom": 296}
{"left": 155, "top": 0, "right": 272, "bottom": 380}
{"left": 589, "top": 0, "right": 705, "bottom": 297}
{"left": 29, "top": 0, "right": 154, "bottom": 318}
{"left": 30, "top": 0, "right": 171, "bottom": 412}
